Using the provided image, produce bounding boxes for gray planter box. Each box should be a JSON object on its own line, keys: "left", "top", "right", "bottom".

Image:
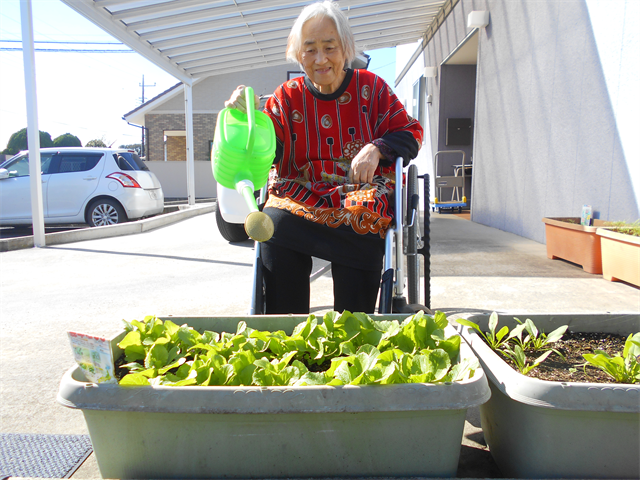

{"left": 58, "top": 315, "right": 490, "bottom": 479}
{"left": 459, "top": 313, "right": 640, "bottom": 479}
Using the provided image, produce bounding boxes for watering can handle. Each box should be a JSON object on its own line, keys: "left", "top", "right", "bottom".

{"left": 245, "top": 86, "right": 255, "bottom": 154}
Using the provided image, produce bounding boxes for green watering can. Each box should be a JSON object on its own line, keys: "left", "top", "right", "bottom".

{"left": 212, "top": 87, "right": 276, "bottom": 242}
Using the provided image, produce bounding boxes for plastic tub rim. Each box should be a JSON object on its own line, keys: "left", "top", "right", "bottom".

{"left": 457, "top": 312, "right": 640, "bottom": 413}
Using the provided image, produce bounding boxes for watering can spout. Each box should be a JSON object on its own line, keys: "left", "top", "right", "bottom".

{"left": 235, "top": 179, "right": 256, "bottom": 204}
{"left": 235, "top": 179, "right": 274, "bottom": 242}
{"left": 245, "top": 211, "right": 274, "bottom": 242}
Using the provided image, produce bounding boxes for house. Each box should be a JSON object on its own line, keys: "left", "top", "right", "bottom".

{"left": 393, "top": 0, "right": 639, "bottom": 244}
{"left": 123, "top": 65, "right": 297, "bottom": 198}
{"left": 57, "top": 0, "right": 465, "bottom": 208}
{"left": 64, "top": 0, "right": 638, "bottom": 245}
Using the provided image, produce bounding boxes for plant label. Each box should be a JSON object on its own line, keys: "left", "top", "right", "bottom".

{"left": 67, "top": 331, "right": 117, "bottom": 384}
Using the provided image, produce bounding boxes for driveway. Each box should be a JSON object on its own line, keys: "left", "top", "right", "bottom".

{"left": 1, "top": 210, "right": 638, "bottom": 479}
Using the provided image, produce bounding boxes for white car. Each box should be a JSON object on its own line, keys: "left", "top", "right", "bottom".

{"left": 0, "top": 147, "right": 164, "bottom": 227}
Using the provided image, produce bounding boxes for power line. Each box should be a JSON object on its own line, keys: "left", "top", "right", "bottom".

{"left": 2, "top": 48, "right": 132, "bottom": 52}
{"left": 370, "top": 60, "right": 395, "bottom": 70}
{"left": 0, "top": 39, "right": 124, "bottom": 44}
{"left": 0, "top": 48, "right": 133, "bottom": 52}
{"left": 0, "top": 39, "right": 133, "bottom": 52}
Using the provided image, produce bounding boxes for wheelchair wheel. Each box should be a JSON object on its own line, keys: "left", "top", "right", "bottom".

{"left": 405, "top": 164, "right": 420, "bottom": 305}
{"left": 252, "top": 248, "right": 266, "bottom": 315}
{"left": 215, "top": 204, "right": 249, "bottom": 242}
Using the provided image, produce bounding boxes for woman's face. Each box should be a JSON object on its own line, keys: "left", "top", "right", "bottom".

{"left": 299, "top": 16, "right": 346, "bottom": 94}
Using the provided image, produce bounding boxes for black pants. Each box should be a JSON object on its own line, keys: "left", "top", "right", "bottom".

{"left": 260, "top": 242, "right": 382, "bottom": 314}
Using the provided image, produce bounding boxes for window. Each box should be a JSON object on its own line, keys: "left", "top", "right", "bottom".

{"left": 57, "top": 154, "right": 102, "bottom": 173}
{"left": 1, "top": 153, "right": 54, "bottom": 177}
{"left": 114, "top": 152, "right": 150, "bottom": 171}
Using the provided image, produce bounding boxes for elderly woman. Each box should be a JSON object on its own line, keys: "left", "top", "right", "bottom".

{"left": 225, "top": 0, "right": 423, "bottom": 314}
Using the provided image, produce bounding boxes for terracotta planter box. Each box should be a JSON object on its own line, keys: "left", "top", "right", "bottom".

{"left": 597, "top": 228, "right": 640, "bottom": 287}
{"left": 58, "top": 315, "right": 490, "bottom": 479}
{"left": 542, "top": 217, "right": 608, "bottom": 274}
{"left": 459, "top": 313, "right": 640, "bottom": 479}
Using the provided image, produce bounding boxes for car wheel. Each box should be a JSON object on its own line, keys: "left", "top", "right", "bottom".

{"left": 215, "top": 204, "right": 249, "bottom": 242}
{"left": 87, "top": 198, "right": 127, "bottom": 227}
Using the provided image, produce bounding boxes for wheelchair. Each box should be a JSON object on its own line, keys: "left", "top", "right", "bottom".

{"left": 215, "top": 157, "right": 431, "bottom": 315}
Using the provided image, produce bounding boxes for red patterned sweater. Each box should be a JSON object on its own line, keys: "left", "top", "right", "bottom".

{"left": 263, "top": 69, "right": 423, "bottom": 239}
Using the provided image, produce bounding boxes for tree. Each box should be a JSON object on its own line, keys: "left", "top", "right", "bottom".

{"left": 53, "top": 133, "right": 82, "bottom": 147}
{"left": 2, "top": 128, "right": 54, "bottom": 155}
{"left": 86, "top": 137, "right": 107, "bottom": 148}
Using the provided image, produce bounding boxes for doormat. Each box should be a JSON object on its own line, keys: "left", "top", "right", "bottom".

{"left": 0, "top": 433, "right": 92, "bottom": 479}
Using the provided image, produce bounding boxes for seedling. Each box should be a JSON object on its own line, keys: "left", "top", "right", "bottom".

{"left": 500, "top": 345, "right": 553, "bottom": 375}
{"left": 457, "top": 312, "right": 511, "bottom": 350}
{"left": 509, "top": 318, "right": 568, "bottom": 359}
{"left": 581, "top": 332, "right": 640, "bottom": 384}
{"left": 457, "top": 313, "right": 570, "bottom": 374}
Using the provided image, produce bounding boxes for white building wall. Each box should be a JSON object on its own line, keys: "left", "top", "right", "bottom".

{"left": 398, "top": 0, "right": 640, "bottom": 244}
{"left": 147, "top": 161, "right": 216, "bottom": 199}
{"left": 394, "top": 42, "right": 432, "bottom": 200}
{"left": 585, "top": 0, "right": 640, "bottom": 216}
{"left": 157, "top": 65, "right": 296, "bottom": 113}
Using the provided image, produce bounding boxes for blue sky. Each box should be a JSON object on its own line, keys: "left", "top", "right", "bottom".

{"left": 0, "top": 0, "right": 396, "bottom": 151}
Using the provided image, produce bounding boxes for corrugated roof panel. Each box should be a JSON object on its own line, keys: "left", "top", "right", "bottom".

{"left": 61, "top": 0, "right": 449, "bottom": 81}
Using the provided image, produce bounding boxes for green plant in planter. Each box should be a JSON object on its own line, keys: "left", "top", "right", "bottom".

{"left": 582, "top": 332, "right": 640, "bottom": 384}
{"left": 117, "top": 310, "right": 479, "bottom": 387}
{"left": 604, "top": 220, "right": 640, "bottom": 237}
{"left": 508, "top": 318, "right": 567, "bottom": 359}
{"left": 499, "top": 345, "right": 553, "bottom": 375}
{"left": 456, "top": 313, "right": 569, "bottom": 374}
{"left": 457, "top": 312, "right": 514, "bottom": 350}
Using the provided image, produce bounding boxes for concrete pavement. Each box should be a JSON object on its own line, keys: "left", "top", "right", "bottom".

{"left": 0, "top": 206, "right": 638, "bottom": 479}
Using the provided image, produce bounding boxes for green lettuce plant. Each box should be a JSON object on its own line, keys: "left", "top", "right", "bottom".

{"left": 117, "top": 311, "right": 479, "bottom": 387}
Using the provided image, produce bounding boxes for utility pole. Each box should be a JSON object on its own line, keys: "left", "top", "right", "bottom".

{"left": 139, "top": 75, "right": 155, "bottom": 157}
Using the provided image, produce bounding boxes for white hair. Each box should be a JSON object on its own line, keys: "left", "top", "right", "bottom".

{"left": 286, "top": 1, "right": 357, "bottom": 68}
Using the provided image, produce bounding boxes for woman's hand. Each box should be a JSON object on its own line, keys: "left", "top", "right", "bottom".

{"left": 349, "top": 143, "right": 381, "bottom": 184}
{"left": 224, "top": 85, "right": 260, "bottom": 113}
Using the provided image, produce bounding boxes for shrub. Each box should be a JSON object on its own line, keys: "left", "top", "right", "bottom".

{"left": 86, "top": 138, "right": 107, "bottom": 148}
{"left": 2, "top": 128, "right": 53, "bottom": 155}
{"left": 53, "top": 133, "right": 82, "bottom": 147}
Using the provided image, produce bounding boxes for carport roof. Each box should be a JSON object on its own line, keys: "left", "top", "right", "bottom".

{"left": 60, "top": 0, "right": 451, "bottom": 84}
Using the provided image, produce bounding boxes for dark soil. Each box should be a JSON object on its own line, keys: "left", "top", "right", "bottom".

{"left": 496, "top": 331, "right": 630, "bottom": 383}
{"left": 114, "top": 355, "right": 129, "bottom": 381}
{"left": 304, "top": 357, "right": 332, "bottom": 372}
